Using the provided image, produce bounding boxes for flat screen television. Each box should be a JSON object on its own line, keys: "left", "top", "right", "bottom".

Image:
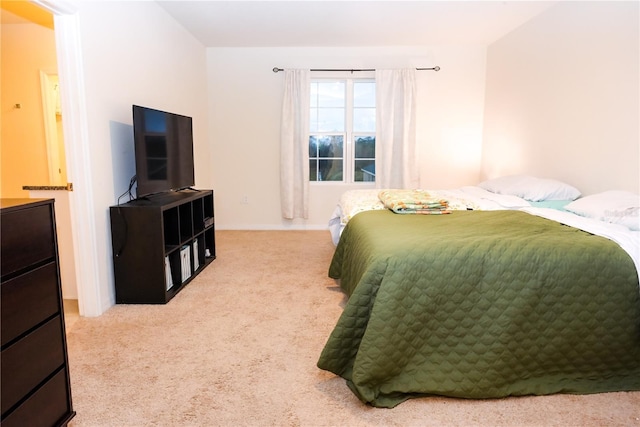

{"left": 132, "top": 105, "right": 195, "bottom": 198}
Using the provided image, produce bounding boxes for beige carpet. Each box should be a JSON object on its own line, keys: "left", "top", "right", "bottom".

{"left": 66, "top": 230, "right": 640, "bottom": 427}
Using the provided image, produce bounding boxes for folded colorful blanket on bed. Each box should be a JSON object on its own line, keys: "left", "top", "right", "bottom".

{"left": 378, "top": 189, "right": 451, "bottom": 214}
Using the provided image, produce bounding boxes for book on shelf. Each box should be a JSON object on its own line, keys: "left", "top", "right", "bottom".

{"left": 193, "top": 239, "right": 199, "bottom": 271}
{"left": 180, "top": 245, "right": 191, "bottom": 283}
{"left": 165, "top": 256, "right": 173, "bottom": 290}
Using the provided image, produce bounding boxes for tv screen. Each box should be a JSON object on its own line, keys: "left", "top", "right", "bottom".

{"left": 132, "top": 105, "right": 195, "bottom": 198}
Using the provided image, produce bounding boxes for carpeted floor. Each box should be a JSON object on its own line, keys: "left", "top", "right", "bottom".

{"left": 65, "top": 230, "right": 640, "bottom": 426}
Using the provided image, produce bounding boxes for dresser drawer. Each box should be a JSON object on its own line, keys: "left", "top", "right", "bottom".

{"left": 1, "top": 316, "right": 65, "bottom": 414}
{"left": 1, "top": 262, "right": 60, "bottom": 346}
{"left": 0, "top": 368, "right": 73, "bottom": 427}
{"left": 0, "top": 204, "right": 56, "bottom": 278}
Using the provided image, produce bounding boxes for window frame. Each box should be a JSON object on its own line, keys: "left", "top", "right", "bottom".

{"left": 309, "top": 76, "right": 376, "bottom": 185}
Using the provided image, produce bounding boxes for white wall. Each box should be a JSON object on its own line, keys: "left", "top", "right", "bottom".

{"left": 73, "top": 1, "right": 209, "bottom": 311}
{"left": 206, "top": 46, "right": 487, "bottom": 229}
{"left": 482, "top": 1, "right": 639, "bottom": 195}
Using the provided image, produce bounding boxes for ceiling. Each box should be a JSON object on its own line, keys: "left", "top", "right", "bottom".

{"left": 0, "top": 1, "right": 557, "bottom": 47}
{"left": 157, "top": 0, "right": 556, "bottom": 47}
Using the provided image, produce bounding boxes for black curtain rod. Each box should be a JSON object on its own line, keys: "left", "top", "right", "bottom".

{"left": 272, "top": 66, "right": 440, "bottom": 73}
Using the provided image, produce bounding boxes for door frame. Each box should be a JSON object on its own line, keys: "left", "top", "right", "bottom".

{"left": 34, "top": 0, "right": 105, "bottom": 316}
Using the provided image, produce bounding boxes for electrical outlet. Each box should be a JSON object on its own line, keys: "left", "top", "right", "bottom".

{"left": 241, "top": 195, "right": 249, "bottom": 204}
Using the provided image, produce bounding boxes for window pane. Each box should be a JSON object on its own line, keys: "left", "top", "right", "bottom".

{"left": 354, "top": 136, "right": 375, "bottom": 158}
{"left": 353, "top": 108, "right": 375, "bottom": 132}
{"left": 354, "top": 159, "right": 375, "bottom": 182}
{"left": 309, "top": 108, "right": 318, "bottom": 132}
{"left": 309, "top": 159, "right": 318, "bottom": 181}
{"left": 316, "top": 108, "right": 344, "bottom": 132}
{"left": 354, "top": 82, "right": 375, "bottom": 107}
{"left": 319, "top": 159, "right": 343, "bottom": 181}
{"left": 309, "top": 136, "right": 318, "bottom": 157}
{"left": 316, "top": 81, "right": 345, "bottom": 107}
{"left": 317, "top": 135, "right": 343, "bottom": 158}
{"left": 310, "top": 82, "right": 318, "bottom": 107}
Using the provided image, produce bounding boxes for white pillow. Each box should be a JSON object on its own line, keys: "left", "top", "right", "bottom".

{"left": 478, "top": 175, "right": 529, "bottom": 194}
{"left": 564, "top": 190, "right": 640, "bottom": 231}
{"left": 478, "top": 175, "right": 581, "bottom": 202}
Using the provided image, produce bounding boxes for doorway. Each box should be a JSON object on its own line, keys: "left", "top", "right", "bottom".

{"left": 1, "top": 1, "right": 99, "bottom": 315}
{"left": 0, "top": 4, "right": 59, "bottom": 196}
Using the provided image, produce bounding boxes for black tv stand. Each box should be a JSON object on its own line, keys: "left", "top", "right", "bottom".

{"left": 109, "top": 189, "right": 215, "bottom": 304}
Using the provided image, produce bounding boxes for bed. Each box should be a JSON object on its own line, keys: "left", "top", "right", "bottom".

{"left": 318, "top": 180, "right": 640, "bottom": 408}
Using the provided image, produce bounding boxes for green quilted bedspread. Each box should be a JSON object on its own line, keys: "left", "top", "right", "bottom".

{"left": 317, "top": 210, "right": 640, "bottom": 408}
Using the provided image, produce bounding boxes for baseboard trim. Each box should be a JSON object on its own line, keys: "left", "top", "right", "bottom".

{"left": 216, "top": 224, "right": 329, "bottom": 231}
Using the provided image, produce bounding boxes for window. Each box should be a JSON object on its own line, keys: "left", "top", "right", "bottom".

{"left": 309, "top": 79, "right": 375, "bottom": 182}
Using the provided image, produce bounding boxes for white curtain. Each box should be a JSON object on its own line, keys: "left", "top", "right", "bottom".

{"left": 280, "top": 69, "right": 311, "bottom": 219}
{"left": 375, "top": 68, "right": 419, "bottom": 189}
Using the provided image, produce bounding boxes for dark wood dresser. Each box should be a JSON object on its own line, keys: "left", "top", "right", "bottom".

{"left": 0, "top": 198, "right": 75, "bottom": 427}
